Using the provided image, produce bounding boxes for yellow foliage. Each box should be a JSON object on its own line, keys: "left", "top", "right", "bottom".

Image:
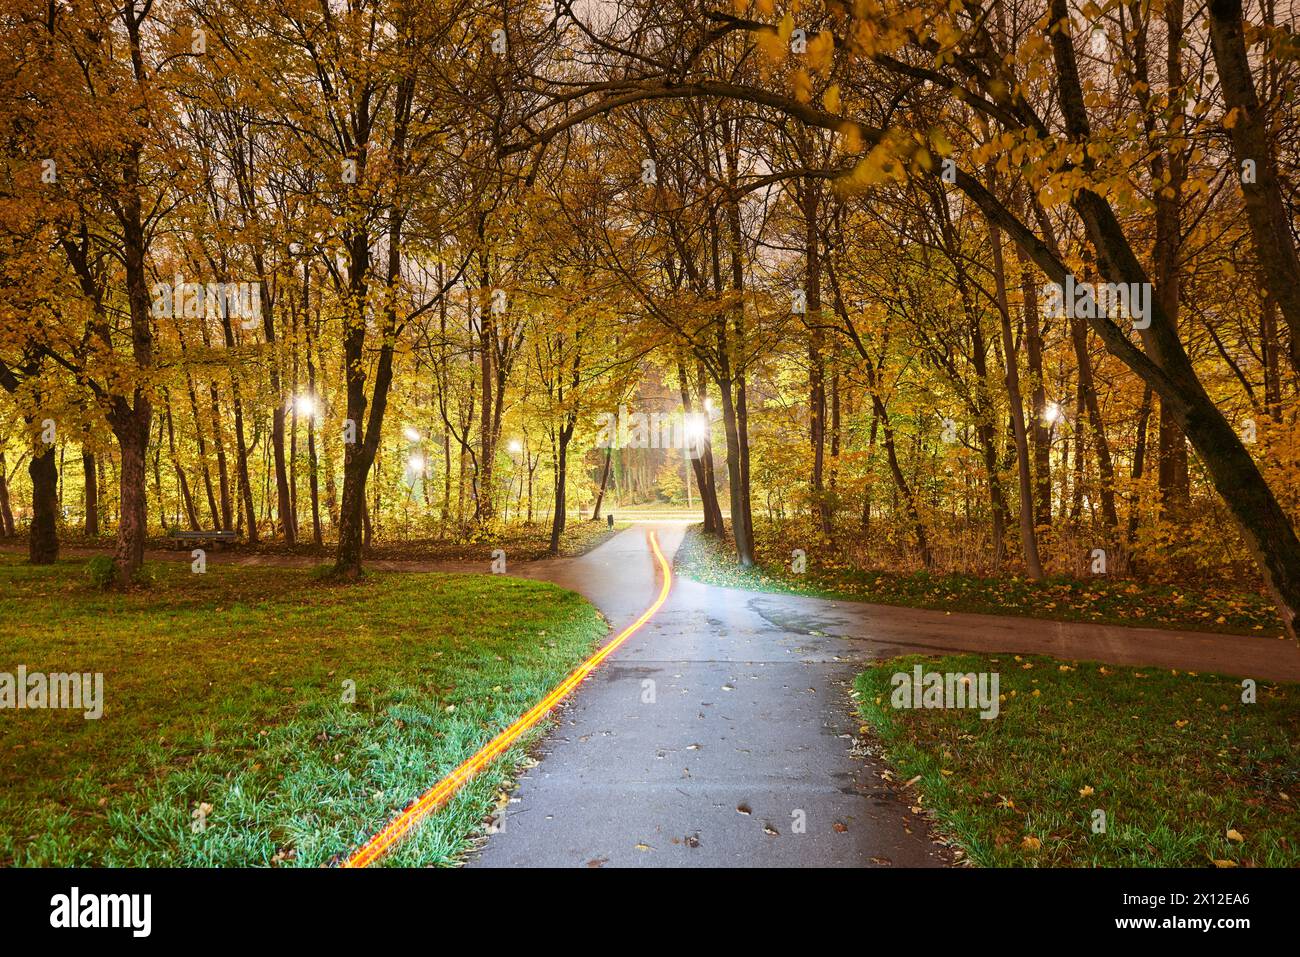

{"left": 839, "top": 120, "right": 864, "bottom": 154}
{"left": 753, "top": 28, "right": 787, "bottom": 64}
{"left": 806, "top": 31, "right": 835, "bottom": 76}
{"left": 778, "top": 12, "right": 795, "bottom": 44}
{"left": 792, "top": 68, "right": 812, "bottom": 103}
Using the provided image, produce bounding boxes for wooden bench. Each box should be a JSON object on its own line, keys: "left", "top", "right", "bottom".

{"left": 167, "top": 529, "right": 240, "bottom": 550}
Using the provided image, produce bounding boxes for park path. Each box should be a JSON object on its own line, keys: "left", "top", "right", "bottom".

{"left": 474, "top": 524, "right": 950, "bottom": 867}
{"left": 471, "top": 524, "right": 1300, "bottom": 868}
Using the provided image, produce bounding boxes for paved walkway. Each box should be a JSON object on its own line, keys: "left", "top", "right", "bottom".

{"left": 470, "top": 525, "right": 1300, "bottom": 867}
{"left": 474, "top": 524, "right": 949, "bottom": 867}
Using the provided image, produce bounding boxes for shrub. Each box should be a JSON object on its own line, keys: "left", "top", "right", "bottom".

{"left": 85, "top": 555, "right": 115, "bottom": 590}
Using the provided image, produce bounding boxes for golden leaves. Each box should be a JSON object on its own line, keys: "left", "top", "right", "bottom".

{"left": 778, "top": 12, "right": 795, "bottom": 45}
{"left": 753, "top": 28, "right": 787, "bottom": 64}
{"left": 839, "top": 121, "right": 864, "bottom": 154}
{"left": 806, "top": 30, "right": 835, "bottom": 75}
{"left": 822, "top": 83, "right": 841, "bottom": 114}
{"left": 928, "top": 126, "right": 953, "bottom": 157}
{"left": 792, "top": 68, "right": 812, "bottom": 103}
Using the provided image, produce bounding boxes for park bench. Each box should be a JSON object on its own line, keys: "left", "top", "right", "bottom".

{"left": 167, "top": 529, "right": 240, "bottom": 550}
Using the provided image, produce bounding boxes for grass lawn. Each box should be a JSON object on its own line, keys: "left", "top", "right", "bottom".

{"left": 855, "top": 654, "right": 1299, "bottom": 867}
{"left": 0, "top": 553, "right": 606, "bottom": 866}
{"left": 50, "top": 518, "right": 629, "bottom": 565}
{"left": 677, "top": 525, "right": 1286, "bottom": 637}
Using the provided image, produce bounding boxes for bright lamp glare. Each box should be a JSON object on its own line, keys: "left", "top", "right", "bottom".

{"left": 684, "top": 414, "right": 708, "bottom": 442}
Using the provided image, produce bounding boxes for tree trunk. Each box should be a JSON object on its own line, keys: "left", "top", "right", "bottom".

{"left": 1070, "top": 315, "right": 1121, "bottom": 530}
{"left": 876, "top": 395, "right": 932, "bottom": 568}
{"left": 82, "top": 450, "right": 99, "bottom": 537}
{"left": 335, "top": 449, "right": 370, "bottom": 577}
{"left": 1208, "top": 0, "right": 1300, "bottom": 376}
{"left": 989, "top": 223, "right": 1044, "bottom": 579}
{"left": 591, "top": 447, "right": 613, "bottom": 520}
{"left": 262, "top": 281, "right": 296, "bottom": 545}
{"left": 678, "top": 358, "right": 723, "bottom": 533}
{"left": 112, "top": 419, "right": 149, "bottom": 584}
{"left": 477, "top": 249, "right": 497, "bottom": 524}
{"left": 217, "top": 300, "right": 258, "bottom": 542}
{"left": 803, "top": 178, "right": 830, "bottom": 535}
{"left": 1019, "top": 255, "right": 1052, "bottom": 527}
{"left": 0, "top": 452, "right": 15, "bottom": 537}
{"left": 29, "top": 445, "right": 59, "bottom": 563}
{"left": 549, "top": 429, "right": 571, "bottom": 554}
{"left": 208, "top": 383, "right": 232, "bottom": 530}
{"left": 1127, "top": 386, "right": 1154, "bottom": 545}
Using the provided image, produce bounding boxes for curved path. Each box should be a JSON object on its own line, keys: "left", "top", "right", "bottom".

{"left": 477, "top": 523, "right": 950, "bottom": 867}
{"left": 472, "top": 524, "right": 1300, "bottom": 868}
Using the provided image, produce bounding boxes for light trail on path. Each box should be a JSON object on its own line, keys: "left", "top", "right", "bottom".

{"left": 342, "top": 530, "right": 673, "bottom": 868}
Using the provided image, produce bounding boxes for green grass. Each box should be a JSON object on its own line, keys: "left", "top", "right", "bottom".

{"left": 0, "top": 553, "right": 606, "bottom": 866}
{"left": 855, "top": 654, "right": 1299, "bottom": 866}
{"left": 676, "top": 525, "right": 1286, "bottom": 637}
{"left": 54, "top": 517, "right": 629, "bottom": 564}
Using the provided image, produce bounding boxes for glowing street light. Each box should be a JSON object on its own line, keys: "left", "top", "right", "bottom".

{"left": 684, "top": 413, "right": 709, "bottom": 443}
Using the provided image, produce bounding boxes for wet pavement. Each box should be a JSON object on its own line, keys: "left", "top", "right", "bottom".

{"left": 471, "top": 524, "right": 1300, "bottom": 867}
{"left": 472, "top": 524, "right": 950, "bottom": 868}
